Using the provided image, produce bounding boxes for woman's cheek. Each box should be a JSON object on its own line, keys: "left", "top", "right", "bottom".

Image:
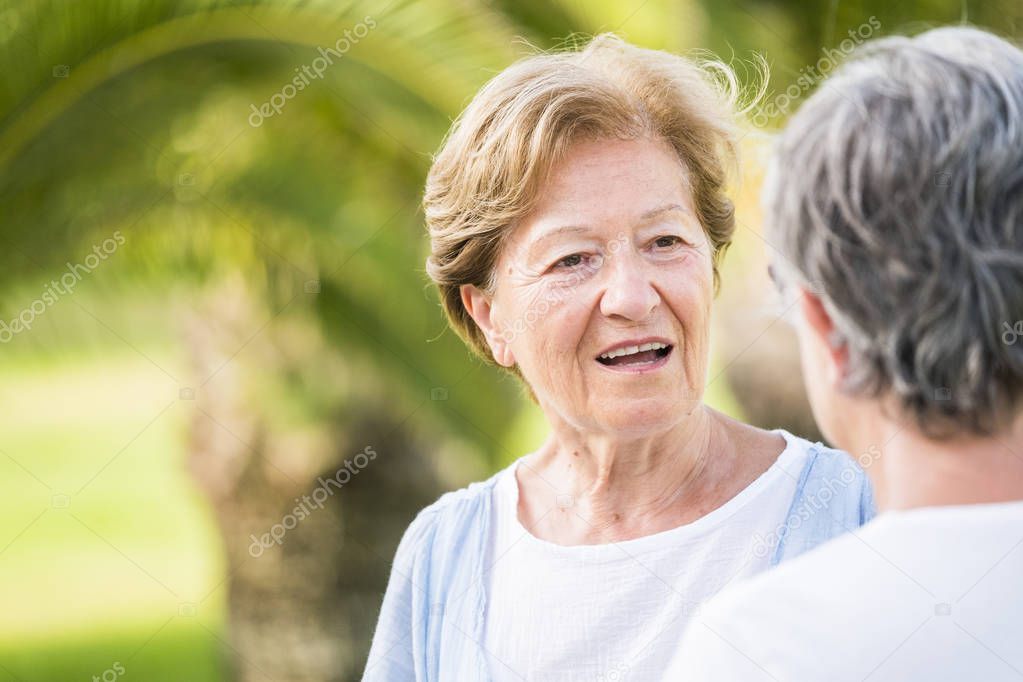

{"left": 533, "top": 274, "right": 590, "bottom": 315}
{"left": 675, "top": 251, "right": 714, "bottom": 298}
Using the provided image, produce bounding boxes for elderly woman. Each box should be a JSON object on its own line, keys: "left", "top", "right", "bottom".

{"left": 363, "top": 35, "right": 874, "bottom": 681}
{"left": 669, "top": 26, "right": 1023, "bottom": 681}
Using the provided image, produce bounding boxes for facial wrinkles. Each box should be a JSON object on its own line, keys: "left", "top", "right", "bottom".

{"left": 488, "top": 137, "right": 718, "bottom": 421}
{"left": 502, "top": 226, "right": 711, "bottom": 362}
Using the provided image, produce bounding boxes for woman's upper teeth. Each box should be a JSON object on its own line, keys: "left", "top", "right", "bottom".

{"left": 599, "top": 341, "right": 668, "bottom": 360}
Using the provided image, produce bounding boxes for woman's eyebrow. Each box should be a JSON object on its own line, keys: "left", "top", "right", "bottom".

{"left": 528, "top": 203, "right": 692, "bottom": 258}
{"left": 640, "top": 203, "right": 690, "bottom": 221}
{"left": 527, "top": 225, "right": 589, "bottom": 260}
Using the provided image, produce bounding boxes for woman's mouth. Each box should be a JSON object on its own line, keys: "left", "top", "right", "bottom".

{"left": 596, "top": 343, "right": 673, "bottom": 372}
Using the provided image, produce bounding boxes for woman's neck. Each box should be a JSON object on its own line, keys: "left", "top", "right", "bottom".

{"left": 868, "top": 415, "right": 1023, "bottom": 511}
{"left": 515, "top": 407, "right": 781, "bottom": 545}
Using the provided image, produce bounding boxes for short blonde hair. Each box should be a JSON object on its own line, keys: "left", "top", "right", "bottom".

{"left": 424, "top": 34, "right": 745, "bottom": 377}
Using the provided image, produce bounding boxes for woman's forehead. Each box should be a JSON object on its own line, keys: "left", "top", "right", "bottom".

{"left": 528, "top": 139, "right": 690, "bottom": 212}
{"left": 511, "top": 196, "right": 700, "bottom": 255}
{"left": 545, "top": 136, "right": 690, "bottom": 190}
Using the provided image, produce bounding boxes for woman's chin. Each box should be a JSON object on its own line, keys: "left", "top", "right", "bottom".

{"left": 590, "top": 397, "right": 690, "bottom": 434}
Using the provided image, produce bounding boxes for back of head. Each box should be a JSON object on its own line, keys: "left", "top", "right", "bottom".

{"left": 765, "top": 26, "right": 1023, "bottom": 436}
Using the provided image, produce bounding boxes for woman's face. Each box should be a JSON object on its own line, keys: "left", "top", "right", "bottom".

{"left": 463, "top": 136, "right": 715, "bottom": 436}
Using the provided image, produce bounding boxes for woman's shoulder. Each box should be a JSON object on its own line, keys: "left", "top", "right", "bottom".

{"left": 366, "top": 466, "right": 510, "bottom": 677}
{"left": 778, "top": 429, "right": 873, "bottom": 485}
{"left": 392, "top": 465, "right": 507, "bottom": 561}
{"left": 421, "top": 464, "right": 506, "bottom": 517}
{"left": 772, "top": 428, "right": 874, "bottom": 509}
{"left": 770, "top": 429, "right": 878, "bottom": 563}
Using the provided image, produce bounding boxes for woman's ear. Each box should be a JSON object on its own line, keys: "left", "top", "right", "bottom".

{"left": 460, "top": 284, "right": 516, "bottom": 367}
{"left": 797, "top": 287, "right": 848, "bottom": 385}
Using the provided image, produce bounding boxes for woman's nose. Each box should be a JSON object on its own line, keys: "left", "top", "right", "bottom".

{"left": 598, "top": 251, "right": 659, "bottom": 321}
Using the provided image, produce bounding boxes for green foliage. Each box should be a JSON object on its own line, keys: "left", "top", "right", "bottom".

{"left": 0, "top": 1, "right": 1019, "bottom": 678}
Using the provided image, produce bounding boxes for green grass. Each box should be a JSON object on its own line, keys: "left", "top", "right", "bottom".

{"left": 0, "top": 618, "right": 226, "bottom": 682}
{"left": 0, "top": 347, "right": 228, "bottom": 681}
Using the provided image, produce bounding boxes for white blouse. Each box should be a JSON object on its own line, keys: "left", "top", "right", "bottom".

{"left": 482, "top": 429, "right": 813, "bottom": 682}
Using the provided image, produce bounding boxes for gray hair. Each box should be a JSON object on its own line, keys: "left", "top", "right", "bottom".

{"left": 764, "top": 26, "right": 1023, "bottom": 436}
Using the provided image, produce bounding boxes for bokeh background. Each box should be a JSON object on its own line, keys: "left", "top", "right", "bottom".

{"left": 0, "top": 0, "right": 1019, "bottom": 680}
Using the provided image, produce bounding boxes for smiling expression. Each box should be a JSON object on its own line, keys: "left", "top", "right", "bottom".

{"left": 473, "top": 136, "right": 716, "bottom": 435}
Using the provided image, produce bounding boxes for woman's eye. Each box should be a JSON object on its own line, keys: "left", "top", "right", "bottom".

{"left": 554, "top": 253, "right": 584, "bottom": 269}
{"left": 654, "top": 235, "right": 684, "bottom": 249}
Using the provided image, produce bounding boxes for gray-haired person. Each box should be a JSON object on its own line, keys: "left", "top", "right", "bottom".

{"left": 667, "top": 25, "right": 1023, "bottom": 682}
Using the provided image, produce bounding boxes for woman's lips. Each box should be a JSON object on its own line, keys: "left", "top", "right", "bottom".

{"left": 595, "top": 344, "right": 673, "bottom": 373}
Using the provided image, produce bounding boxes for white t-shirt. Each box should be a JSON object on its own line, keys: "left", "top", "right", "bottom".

{"left": 482, "top": 429, "right": 814, "bottom": 682}
{"left": 667, "top": 500, "right": 1023, "bottom": 682}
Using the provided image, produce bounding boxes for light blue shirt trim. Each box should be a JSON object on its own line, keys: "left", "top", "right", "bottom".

{"left": 362, "top": 437, "right": 876, "bottom": 681}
